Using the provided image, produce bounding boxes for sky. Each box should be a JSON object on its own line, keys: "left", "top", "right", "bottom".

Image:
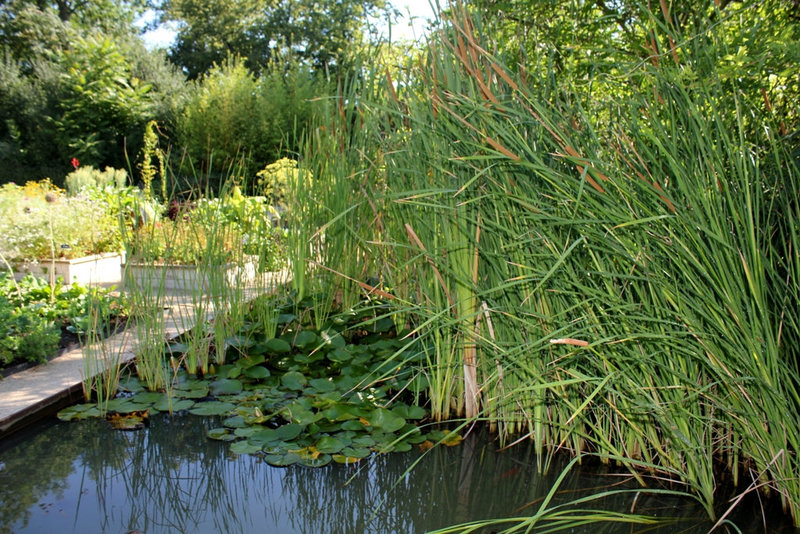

{"left": 140, "top": 0, "right": 439, "bottom": 50}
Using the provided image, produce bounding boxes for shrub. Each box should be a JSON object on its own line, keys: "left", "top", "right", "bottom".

{"left": 64, "top": 165, "right": 128, "bottom": 195}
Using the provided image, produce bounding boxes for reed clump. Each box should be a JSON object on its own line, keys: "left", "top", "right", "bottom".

{"left": 288, "top": 4, "right": 800, "bottom": 525}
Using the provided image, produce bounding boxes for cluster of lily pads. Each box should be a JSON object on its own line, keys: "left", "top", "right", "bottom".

{"left": 59, "top": 298, "right": 462, "bottom": 467}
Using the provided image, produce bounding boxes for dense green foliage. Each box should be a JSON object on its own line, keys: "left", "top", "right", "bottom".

{"left": 277, "top": 3, "right": 800, "bottom": 527}
{"left": 161, "top": 0, "right": 387, "bottom": 78}
{"left": 0, "top": 273, "right": 127, "bottom": 367}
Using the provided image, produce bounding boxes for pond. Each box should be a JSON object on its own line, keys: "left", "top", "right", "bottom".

{"left": 0, "top": 413, "right": 791, "bottom": 533}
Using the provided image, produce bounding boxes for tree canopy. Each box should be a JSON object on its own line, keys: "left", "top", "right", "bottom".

{"left": 161, "top": 0, "right": 388, "bottom": 78}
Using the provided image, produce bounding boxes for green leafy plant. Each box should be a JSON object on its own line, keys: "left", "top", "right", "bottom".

{"left": 0, "top": 272, "right": 128, "bottom": 369}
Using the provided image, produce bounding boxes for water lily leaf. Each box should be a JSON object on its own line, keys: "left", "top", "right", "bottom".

{"left": 57, "top": 404, "right": 100, "bottom": 421}
{"left": 153, "top": 397, "right": 195, "bottom": 412}
{"left": 315, "top": 436, "right": 346, "bottom": 454}
{"left": 351, "top": 435, "right": 376, "bottom": 448}
{"left": 225, "top": 335, "right": 252, "bottom": 349}
{"left": 276, "top": 423, "right": 304, "bottom": 440}
{"left": 299, "top": 453, "right": 332, "bottom": 467}
{"left": 293, "top": 330, "right": 318, "bottom": 349}
{"left": 277, "top": 313, "right": 297, "bottom": 325}
{"left": 189, "top": 401, "right": 236, "bottom": 416}
{"left": 332, "top": 454, "right": 363, "bottom": 464}
{"left": 391, "top": 404, "right": 426, "bottom": 420}
{"left": 106, "top": 410, "right": 149, "bottom": 430}
{"left": 367, "top": 408, "right": 406, "bottom": 433}
{"left": 264, "top": 338, "right": 291, "bottom": 354}
{"left": 281, "top": 371, "right": 307, "bottom": 390}
{"left": 321, "top": 404, "right": 358, "bottom": 422}
{"left": 408, "top": 374, "right": 430, "bottom": 393}
{"left": 308, "top": 377, "right": 337, "bottom": 393}
{"left": 230, "top": 440, "right": 264, "bottom": 455}
{"left": 340, "top": 419, "right": 367, "bottom": 431}
{"left": 392, "top": 441, "right": 412, "bottom": 453}
{"left": 244, "top": 366, "right": 270, "bottom": 379}
{"left": 339, "top": 446, "right": 371, "bottom": 459}
{"left": 207, "top": 428, "right": 236, "bottom": 441}
{"left": 166, "top": 342, "right": 190, "bottom": 355}
{"left": 132, "top": 391, "right": 164, "bottom": 404}
{"left": 320, "top": 330, "right": 345, "bottom": 349}
{"left": 265, "top": 452, "right": 301, "bottom": 466}
{"left": 428, "top": 429, "right": 463, "bottom": 447}
{"left": 328, "top": 347, "right": 352, "bottom": 363}
{"left": 210, "top": 379, "right": 243, "bottom": 396}
{"left": 104, "top": 398, "right": 149, "bottom": 413}
{"left": 250, "top": 428, "right": 281, "bottom": 444}
{"left": 173, "top": 386, "right": 209, "bottom": 399}
{"left": 236, "top": 354, "right": 266, "bottom": 368}
{"left": 117, "top": 376, "right": 144, "bottom": 393}
{"left": 223, "top": 416, "right": 248, "bottom": 428}
{"left": 370, "top": 317, "right": 395, "bottom": 333}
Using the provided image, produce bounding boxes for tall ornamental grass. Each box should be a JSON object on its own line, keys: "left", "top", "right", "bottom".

{"left": 290, "top": 5, "right": 800, "bottom": 524}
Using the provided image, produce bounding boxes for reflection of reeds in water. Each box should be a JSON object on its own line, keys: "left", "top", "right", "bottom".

{"left": 4, "top": 417, "right": 785, "bottom": 533}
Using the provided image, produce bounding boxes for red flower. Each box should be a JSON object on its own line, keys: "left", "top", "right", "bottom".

{"left": 71, "top": 157, "right": 80, "bottom": 169}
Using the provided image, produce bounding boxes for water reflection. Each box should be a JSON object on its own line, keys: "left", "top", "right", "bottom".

{"left": 0, "top": 414, "right": 790, "bottom": 533}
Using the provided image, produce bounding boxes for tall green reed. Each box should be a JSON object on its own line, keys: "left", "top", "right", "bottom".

{"left": 291, "top": 4, "right": 800, "bottom": 524}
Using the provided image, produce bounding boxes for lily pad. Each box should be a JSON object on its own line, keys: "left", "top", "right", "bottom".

{"left": 244, "top": 366, "right": 270, "bottom": 379}
{"left": 276, "top": 423, "right": 304, "bottom": 440}
{"left": 104, "top": 398, "right": 150, "bottom": 413}
{"left": 230, "top": 440, "right": 264, "bottom": 455}
{"left": 332, "top": 454, "right": 364, "bottom": 464}
{"left": 223, "top": 416, "right": 248, "bottom": 428}
{"left": 320, "top": 330, "right": 346, "bottom": 350}
{"left": 264, "top": 452, "right": 301, "bottom": 467}
{"left": 153, "top": 397, "right": 195, "bottom": 412}
{"left": 308, "top": 377, "right": 337, "bottom": 393}
{"left": 298, "top": 453, "right": 332, "bottom": 467}
{"left": 57, "top": 404, "right": 101, "bottom": 421}
{"left": 327, "top": 347, "right": 352, "bottom": 363}
{"left": 293, "top": 330, "right": 319, "bottom": 349}
{"left": 173, "top": 386, "right": 209, "bottom": 399}
{"left": 339, "top": 446, "right": 371, "bottom": 459}
{"left": 236, "top": 354, "right": 266, "bottom": 368}
{"left": 106, "top": 410, "right": 149, "bottom": 431}
{"left": 315, "top": 436, "right": 347, "bottom": 454}
{"left": 264, "top": 338, "right": 291, "bottom": 354}
{"left": 392, "top": 404, "right": 426, "bottom": 420}
{"left": 189, "top": 401, "right": 236, "bottom": 416}
{"left": 281, "top": 371, "right": 307, "bottom": 391}
{"left": 207, "top": 428, "right": 237, "bottom": 441}
{"left": 132, "top": 391, "right": 165, "bottom": 404}
{"left": 367, "top": 408, "right": 406, "bottom": 433}
{"left": 210, "top": 379, "right": 243, "bottom": 396}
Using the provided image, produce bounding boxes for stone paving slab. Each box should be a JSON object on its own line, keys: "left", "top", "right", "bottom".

{"left": 0, "top": 294, "right": 198, "bottom": 436}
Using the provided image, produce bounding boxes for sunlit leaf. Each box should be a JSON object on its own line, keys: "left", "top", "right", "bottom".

{"left": 189, "top": 401, "right": 236, "bottom": 416}
{"left": 368, "top": 408, "right": 406, "bottom": 433}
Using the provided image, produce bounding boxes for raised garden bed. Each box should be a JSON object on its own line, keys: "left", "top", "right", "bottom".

{"left": 13, "top": 253, "right": 123, "bottom": 287}
{"left": 122, "top": 260, "right": 257, "bottom": 293}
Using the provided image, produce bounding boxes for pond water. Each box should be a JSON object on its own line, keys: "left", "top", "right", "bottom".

{"left": 0, "top": 414, "right": 792, "bottom": 534}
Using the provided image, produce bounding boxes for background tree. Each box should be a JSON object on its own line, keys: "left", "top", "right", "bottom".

{"left": 0, "top": 0, "right": 186, "bottom": 184}
{"left": 160, "top": 0, "right": 388, "bottom": 78}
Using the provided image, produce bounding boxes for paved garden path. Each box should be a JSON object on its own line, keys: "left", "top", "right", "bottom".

{"left": 0, "top": 270, "right": 287, "bottom": 438}
{"left": 0, "top": 293, "right": 202, "bottom": 437}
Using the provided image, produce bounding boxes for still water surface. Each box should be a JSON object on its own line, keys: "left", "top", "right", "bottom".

{"left": 0, "top": 414, "right": 791, "bottom": 533}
